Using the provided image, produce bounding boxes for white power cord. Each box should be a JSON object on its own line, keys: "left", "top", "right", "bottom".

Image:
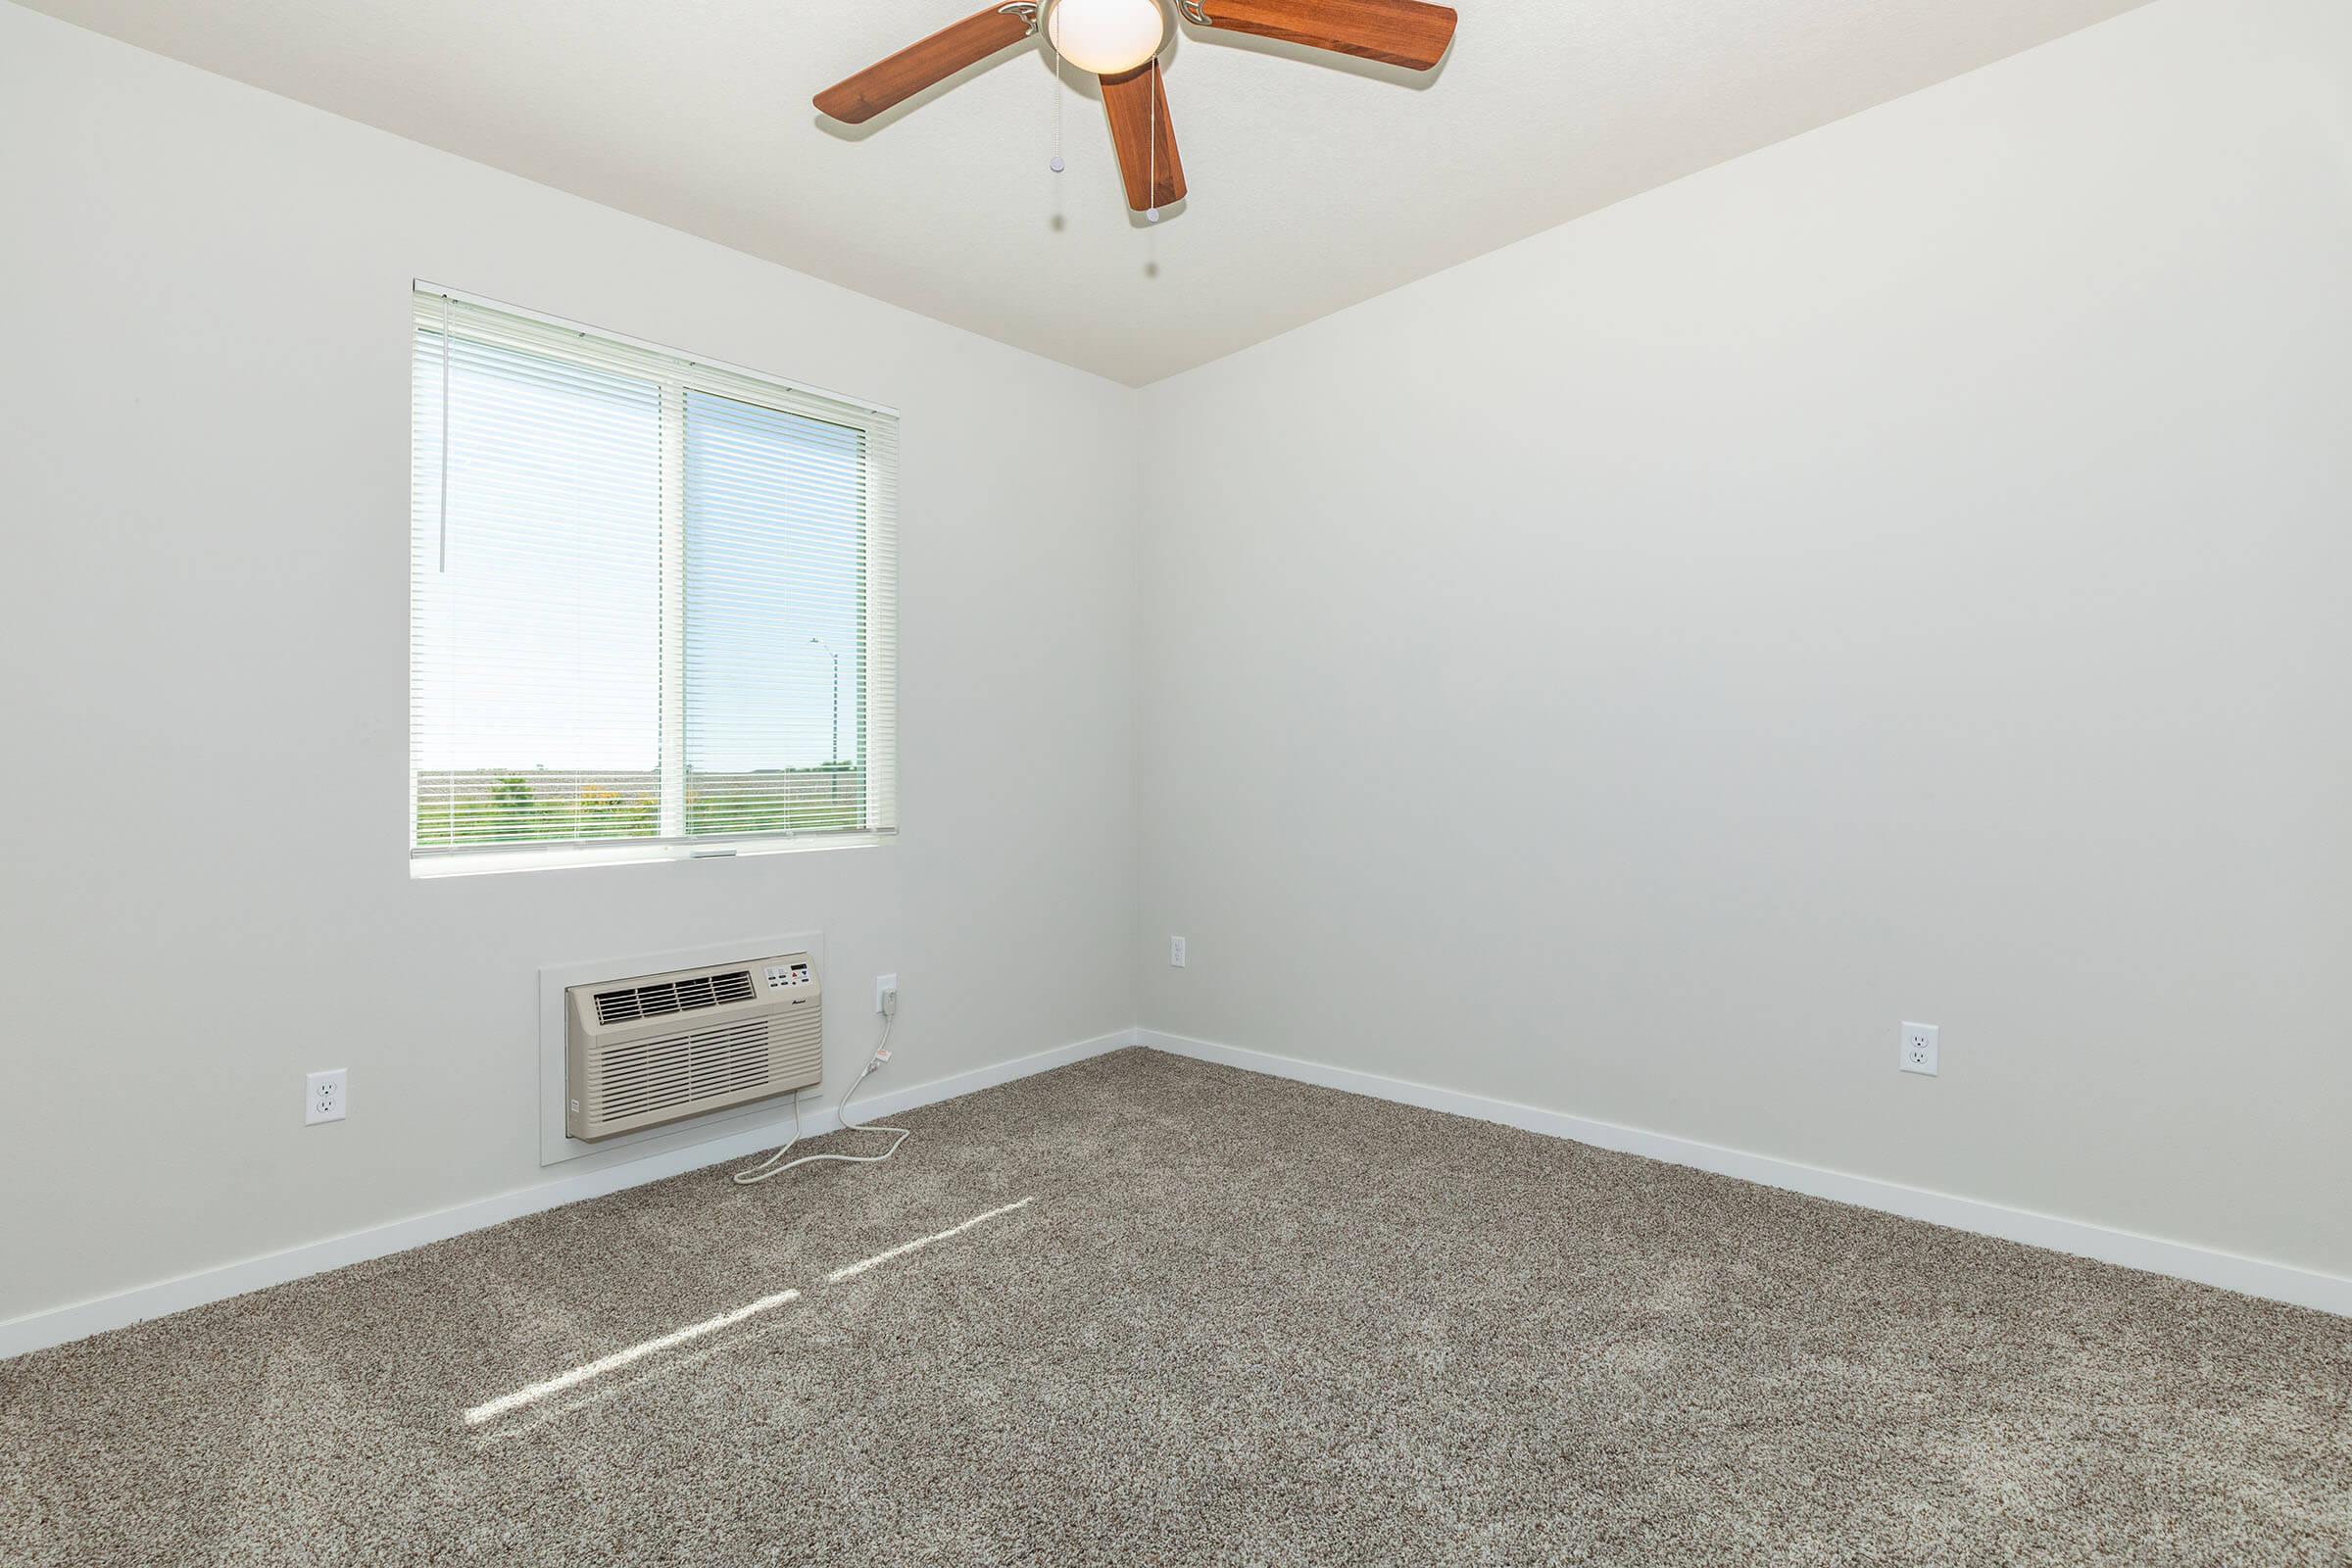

{"left": 733, "top": 990, "right": 910, "bottom": 1185}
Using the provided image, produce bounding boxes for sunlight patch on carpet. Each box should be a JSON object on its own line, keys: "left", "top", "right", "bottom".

{"left": 463, "top": 1288, "right": 804, "bottom": 1426}
{"left": 826, "top": 1197, "right": 1036, "bottom": 1285}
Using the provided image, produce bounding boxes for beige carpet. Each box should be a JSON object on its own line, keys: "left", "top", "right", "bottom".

{"left": 3, "top": 1049, "right": 2347, "bottom": 1565}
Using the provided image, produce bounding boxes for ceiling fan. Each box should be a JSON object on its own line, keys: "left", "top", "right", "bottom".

{"left": 814, "top": 0, "right": 1459, "bottom": 215}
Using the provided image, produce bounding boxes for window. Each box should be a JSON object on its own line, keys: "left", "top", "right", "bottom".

{"left": 409, "top": 287, "right": 897, "bottom": 867}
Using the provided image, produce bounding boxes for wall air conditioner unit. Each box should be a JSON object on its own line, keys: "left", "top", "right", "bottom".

{"left": 565, "top": 954, "right": 822, "bottom": 1142}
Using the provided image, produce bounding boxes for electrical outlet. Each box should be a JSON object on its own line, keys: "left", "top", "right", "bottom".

{"left": 306, "top": 1068, "right": 348, "bottom": 1125}
{"left": 874, "top": 973, "right": 898, "bottom": 1014}
{"left": 1899, "top": 1023, "right": 1938, "bottom": 1077}
{"left": 1169, "top": 935, "right": 1187, "bottom": 968}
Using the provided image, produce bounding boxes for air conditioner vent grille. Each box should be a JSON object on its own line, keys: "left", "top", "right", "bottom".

{"left": 592, "top": 1018, "right": 773, "bottom": 1127}
{"left": 565, "top": 951, "right": 820, "bottom": 1144}
{"left": 594, "top": 968, "right": 755, "bottom": 1026}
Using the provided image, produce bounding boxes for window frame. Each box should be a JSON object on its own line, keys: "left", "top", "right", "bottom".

{"left": 409, "top": 282, "right": 899, "bottom": 874}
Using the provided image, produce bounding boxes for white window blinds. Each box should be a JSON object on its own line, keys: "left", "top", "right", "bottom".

{"left": 410, "top": 287, "right": 897, "bottom": 862}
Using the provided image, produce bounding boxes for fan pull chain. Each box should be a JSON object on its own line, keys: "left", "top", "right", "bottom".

{"left": 1145, "top": 57, "right": 1161, "bottom": 222}
{"left": 1049, "top": 13, "right": 1064, "bottom": 173}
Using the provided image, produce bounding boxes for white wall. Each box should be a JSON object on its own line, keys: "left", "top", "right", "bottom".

{"left": 1136, "top": 0, "right": 2352, "bottom": 1280}
{"left": 0, "top": 4, "right": 1137, "bottom": 1325}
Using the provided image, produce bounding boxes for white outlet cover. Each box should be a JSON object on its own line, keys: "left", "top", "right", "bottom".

{"left": 1169, "top": 935, "right": 1187, "bottom": 968}
{"left": 875, "top": 972, "right": 898, "bottom": 1014}
{"left": 306, "top": 1067, "right": 348, "bottom": 1124}
{"left": 1900, "top": 1023, "right": 1938, "bottom": 1077}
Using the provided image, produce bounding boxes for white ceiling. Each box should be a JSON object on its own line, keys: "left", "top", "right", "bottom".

{"left": 23, "top": 0, "right": 2150, "bottom": 384}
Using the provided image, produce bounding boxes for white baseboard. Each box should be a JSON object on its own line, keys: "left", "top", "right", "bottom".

{"left": 0, "top": 1027, "right": 1138, "bottom": 1361}
{"left": 15, "top": 1021, "right": 2338, "bottom": 1360}
{"left": 1140, "top": 1029, "right": 2352, "bottom": 1320}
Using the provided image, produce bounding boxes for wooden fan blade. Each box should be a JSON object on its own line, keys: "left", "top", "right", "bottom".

{"left": 1100, "top": 64, "right": 1186, "bottom": 212}
{"left": 1184, "top": 0, "right": 1456, "bottom": 71}
{"left": 813, "top": 5, "right": 1038, "bottom": 123}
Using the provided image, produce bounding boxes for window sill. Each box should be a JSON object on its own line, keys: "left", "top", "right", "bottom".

{"left": 409, "top": 832, "right": 891, "bottom": 880}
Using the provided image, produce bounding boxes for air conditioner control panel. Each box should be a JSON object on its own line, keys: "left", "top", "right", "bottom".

{"left": 763, "top": 958, "right": 814, "bottom": 991}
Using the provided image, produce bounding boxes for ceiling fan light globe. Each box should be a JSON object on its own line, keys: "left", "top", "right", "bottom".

{"left": 1047, "top": 0, "right": 1167, "bottom": 75}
